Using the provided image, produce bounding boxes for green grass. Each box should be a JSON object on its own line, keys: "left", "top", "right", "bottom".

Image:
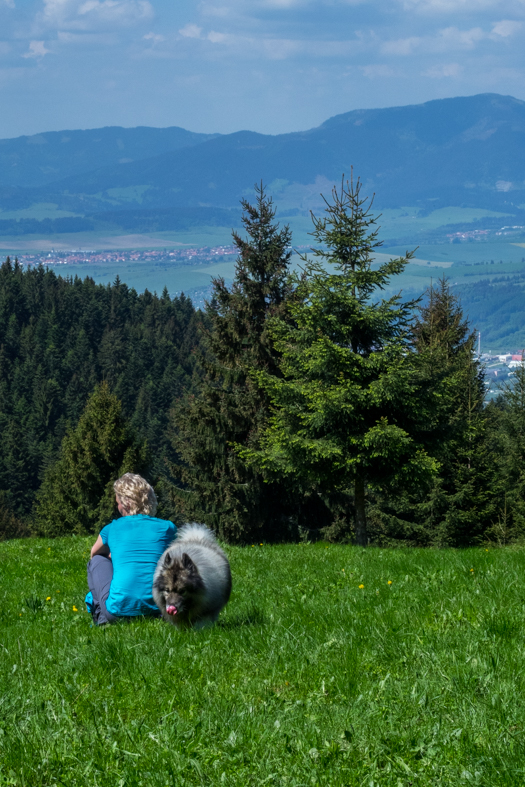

{"left": 2, "top": 538, "right": 525, "bottom": 785}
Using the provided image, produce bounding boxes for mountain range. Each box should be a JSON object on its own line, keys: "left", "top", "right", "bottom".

{"left": 0, "top": 93, "right": 524, "bottom": 232}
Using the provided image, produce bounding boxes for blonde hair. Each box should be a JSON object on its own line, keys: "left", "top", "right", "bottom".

{"left": 113, "top": 473, "right": 158, "bottom": 517}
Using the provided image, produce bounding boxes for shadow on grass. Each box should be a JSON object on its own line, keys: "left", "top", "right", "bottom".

{"left": 217, "top": 606, "right": 265, "bottom": 629}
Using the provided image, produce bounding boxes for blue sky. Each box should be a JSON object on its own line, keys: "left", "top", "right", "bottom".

{"left": 1, "top": 0, "right": 524, "bottom": 138}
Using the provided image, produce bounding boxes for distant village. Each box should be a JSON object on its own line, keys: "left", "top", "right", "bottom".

{"left": 481, "top": 353, "right": 525, "bottom": 395}
{"left": 17, "top": 245, "right": 239, "bottom": 268}
{"left": 447, "top": 225, "right": 525, "bottom": 243}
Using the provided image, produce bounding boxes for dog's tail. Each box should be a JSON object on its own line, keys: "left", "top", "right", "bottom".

{"left": 175, "top": 523, "right": 218, "bottom": 545}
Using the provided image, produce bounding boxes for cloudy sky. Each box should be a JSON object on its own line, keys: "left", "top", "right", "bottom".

{"left": 0, "top": 0, "right": 524, "bottom": 138}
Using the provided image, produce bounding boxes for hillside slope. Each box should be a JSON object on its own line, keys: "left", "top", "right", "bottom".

{"left": 0, "top": 126, "right": 219, "bottom": 189}
{"left": 2, "top": 93, "right": 521, "bottom": 215}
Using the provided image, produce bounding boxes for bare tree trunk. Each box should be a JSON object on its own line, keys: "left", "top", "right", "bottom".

{"left": 354, "top": 473, "right": 367, "bottom": 546}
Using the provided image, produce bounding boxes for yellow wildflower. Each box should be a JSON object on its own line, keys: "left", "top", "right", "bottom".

{"left": 72, "top": 606, "right": 78, "bottom": 612}
{"left": 46, "top": 597, "right": 51, "bottom": 601}
{"left": 387, "top": 581, "right": 392, "bottom": 585}
{"left": 359, "top": 584, "right": 364, "bottom": 589}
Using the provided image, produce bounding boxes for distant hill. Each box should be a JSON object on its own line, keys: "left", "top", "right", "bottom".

{"left": 1, "top": 94, "right": 524, "bottom": 225}
{"left": 0, "top": 126, "right": 219, "bottom": 189}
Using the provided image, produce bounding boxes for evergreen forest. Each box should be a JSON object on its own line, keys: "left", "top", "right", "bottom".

{"left": 1, "top": 179, "right": 524, "bottom": 547}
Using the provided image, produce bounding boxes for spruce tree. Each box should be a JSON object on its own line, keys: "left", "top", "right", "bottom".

{"left": 243, "top": 176, "right": 437, "bottom": 545}
{"left": 170, "top": 184, "right": 297, "bottom": 542}
{"left": 488, "top": 361, "right": 525, "bottom": 542}
{"left": 33, "top": 382, "right": 148, "bottom": 537}
{"left": 373, "top": 276, "right": 495, "bottom": 546}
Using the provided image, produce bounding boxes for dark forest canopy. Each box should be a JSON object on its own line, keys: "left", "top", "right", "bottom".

{"left": 0, "top": 257, "right": 203, "bottom": 526}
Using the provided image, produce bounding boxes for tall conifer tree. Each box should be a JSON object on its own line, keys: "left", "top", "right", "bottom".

{"left": 373, "top": 276, "right": 495, "bottom": 545}
{"left": 33, "top": 382, "right": 148, "bottom": 536}
{"left": 243, "top": 176, "right": 437, "bottom": 545}
{"left": 170, "top": 185, "right": 297, "bottom": 542}
{"left": 488, "top": 361, "right": 525, "bottom": 542}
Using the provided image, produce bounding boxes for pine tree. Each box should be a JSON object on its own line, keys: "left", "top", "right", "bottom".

{"left": 375, "top": 276, "right": 495, "bottom": 546}
{"left": 244, "top": 176, "right": 437, "bottom": 545}
{"left": 488, "top": 361, "right": 525, "bottom": 542}
{"left": 33, "top": 382, "right": 148, "bottom": 537}
{"left": 170, "top": 185, "right": 298, "bottom": 542}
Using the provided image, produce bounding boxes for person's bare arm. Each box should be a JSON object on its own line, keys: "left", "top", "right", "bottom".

{"left": 90, "top": 535, "right": 110, "bottom": 559}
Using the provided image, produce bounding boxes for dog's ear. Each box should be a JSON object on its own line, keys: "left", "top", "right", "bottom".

{"left": 181, "top": 552, "right": 196, "bottom": 571}
{"left": 164, "top": 552, "right": 172, "bottom": 568}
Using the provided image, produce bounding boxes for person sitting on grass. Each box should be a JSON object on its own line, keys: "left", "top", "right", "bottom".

{"left": 86, "top": 473, "right": 176, "bottom": 625}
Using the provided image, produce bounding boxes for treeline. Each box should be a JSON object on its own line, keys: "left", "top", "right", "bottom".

{"left": 0, "top": 261, "right": 203, "bottom": 534}
{"left": 1, "top": 180, "right": 525, "bottom": 546}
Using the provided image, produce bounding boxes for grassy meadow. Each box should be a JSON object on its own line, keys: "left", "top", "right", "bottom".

{"left": 1, "top": 537, "right": 525, "bottom": 786}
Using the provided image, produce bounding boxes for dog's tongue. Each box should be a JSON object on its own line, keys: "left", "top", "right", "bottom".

{"left": 166, "top": 605, "right": 177, "bottom": 615}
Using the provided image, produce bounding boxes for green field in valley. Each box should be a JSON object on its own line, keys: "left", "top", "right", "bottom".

{"left": 2, "top": 537, "right": 525, "bottom": 786}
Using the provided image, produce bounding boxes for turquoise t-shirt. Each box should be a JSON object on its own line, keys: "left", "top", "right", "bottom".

{"left": 100, "top": 514, "right": 176, "bottom": 616}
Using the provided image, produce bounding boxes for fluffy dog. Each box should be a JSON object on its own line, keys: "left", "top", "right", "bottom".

{"left": 153, "top": 524, "right": 232, "bottom": 628}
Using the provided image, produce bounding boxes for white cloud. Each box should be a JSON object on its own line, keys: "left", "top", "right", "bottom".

{"left": 423, "top": 62, "right": 462, "bottom": 77}
{"left": 200, "top": 5, "right": 232, "bottom": 19}
{"left": 1, "top": 0, "right": 15, "bottom": 8}
{"left": 207, "top": 30, "right": 227, "bottom": 43}
{"left": 198, "top": 30, "right": 362, "bottom": 59}
{"left": 381, "top": 36, "right": 421, "bottom": 55}
{"left": 380, "top": 25, "right": 486, "bottom": 57}
{"left": 179, "top": 23, "right": 203, "bottom": 39}
{"left": 56, "top": 29, "right": 116, "bottom": 43}
{"left": 22, "top": 40, "right": 50, "bottom": 58}
{"left": 260, "top": 37, "right": 301, "bottom": 59}
{"left": 143, "top": 31, "right": 164, "bottom": 44}
{"left": 261, "top": 0, "right": 302, "bottom": 6}
{"left": 403, "top": 0, "right": 503, "bottom": 12}
{"left": 496, "top": 180, "right": 513, "bottom": 191}
{"left": 491, "top": 19, "right": 523, "bottom": 37}
{"left": 78, "top": 0, "right": 153, "bottom": 24}
{"left": 39, "top": 0, "right": 153, "bottom": 32}
{"left": 438, "top": 25, "right": 484, "bottom": 48}
{"left": 360, "top": 64, "right": 399, "bottom": 78}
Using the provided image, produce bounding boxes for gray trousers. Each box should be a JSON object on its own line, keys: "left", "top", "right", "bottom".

{"left": 87, "top": 555, "right": 120, "bottom": 625}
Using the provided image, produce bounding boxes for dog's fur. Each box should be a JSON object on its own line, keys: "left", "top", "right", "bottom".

{"left": 152, "top": 524, "right": 232, "bottom": 628}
